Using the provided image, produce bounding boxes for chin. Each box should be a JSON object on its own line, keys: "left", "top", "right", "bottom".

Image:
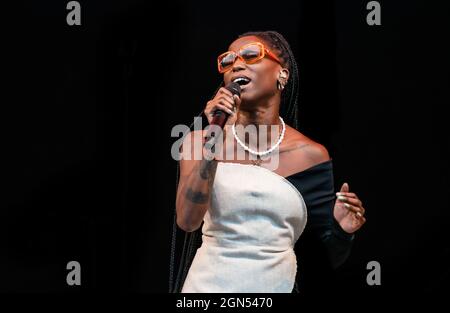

{"left": 241, "top": 89, "right": 267, "bottom": 105}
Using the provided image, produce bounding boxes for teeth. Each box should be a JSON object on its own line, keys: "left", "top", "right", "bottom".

{"left": 233, "top": 77, "right": 250, "bottom": 84}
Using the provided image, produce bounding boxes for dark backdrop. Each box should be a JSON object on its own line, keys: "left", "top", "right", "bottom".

{"left": 1, "top": 0, "right": 449, "bottom": 299}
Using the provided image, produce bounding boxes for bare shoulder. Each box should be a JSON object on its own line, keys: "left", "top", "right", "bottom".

{"left": 280, "top": 125, "right": 330, "bottom": 170}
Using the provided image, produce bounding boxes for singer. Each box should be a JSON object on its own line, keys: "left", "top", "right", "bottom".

{"left": 169, "top": 31, "right": 366, "bottom": 293}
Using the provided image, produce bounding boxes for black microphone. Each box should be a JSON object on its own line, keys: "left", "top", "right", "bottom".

{"left": 209, "top": 82, "right": 241, "bottom": 129}
{"left": 203, "top": 82, "right": 241, "bottom": 152}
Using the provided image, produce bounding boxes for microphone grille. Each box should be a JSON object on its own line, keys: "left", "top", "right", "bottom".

{"left": 225, "top": 82, "right": 241, "bottom": 97}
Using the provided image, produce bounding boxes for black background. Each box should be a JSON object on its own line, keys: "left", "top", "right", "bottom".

{"left": 1, "top": 0, "right": 449, "bottom": 300}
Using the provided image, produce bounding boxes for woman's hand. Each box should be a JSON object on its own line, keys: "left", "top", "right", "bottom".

{"left": 204, "top": 87, "right": 241, "bottom": 125}
{"left": 333, "top": 183, "right": 366, "bottom": 234}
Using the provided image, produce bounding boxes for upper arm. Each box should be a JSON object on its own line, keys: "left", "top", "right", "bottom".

{"left": 284, "top": 135, "right": 330, "bottom": 174}
{"left": 301, "top": 141, "right": 330, "bottom": 166}
{"left": 178, "top": 129, "right": 206, "bottom": 177}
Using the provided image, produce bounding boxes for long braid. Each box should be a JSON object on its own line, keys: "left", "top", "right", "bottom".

{"left": 169, "top": 31, "right": 301, "bottom": 293}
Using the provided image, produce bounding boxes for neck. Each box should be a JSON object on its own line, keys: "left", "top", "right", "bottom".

{"left": 236, "top": 95, "right": 280, "bottom": 127}
{"left": 233, "top": 97, "right": 282, "bottom": 148}
{"left": 236, "top": 106, "right": 279, "bottom": 127}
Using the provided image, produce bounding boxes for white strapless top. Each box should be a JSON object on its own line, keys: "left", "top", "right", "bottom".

{"left": 181, "top": 162, "right": 307, "bottom": 293}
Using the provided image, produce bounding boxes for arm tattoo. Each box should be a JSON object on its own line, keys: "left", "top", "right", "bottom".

{"left": 184, "top": 149, "right": 218, "bottom": 204}
{"left": 186, "top": 187, "right": 209, "bottom": 204}
{"left": 199, "top": 158, "right": 216, "bottom": 180}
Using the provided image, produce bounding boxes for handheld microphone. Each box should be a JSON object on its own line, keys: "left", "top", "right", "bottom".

{"left": 203, "top": 82, "right": 241, "bottom": 152}
{"left": 209, "top": 82, "right": 241, "bottom": 129}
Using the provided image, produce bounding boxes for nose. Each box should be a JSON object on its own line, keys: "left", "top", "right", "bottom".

{"left": 232, "top": 57, "right": 246, "bottom": 72}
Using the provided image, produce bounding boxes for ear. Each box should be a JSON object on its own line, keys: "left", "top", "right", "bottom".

{"left": 278, "top": 68, "right": 290, "bottom": 84}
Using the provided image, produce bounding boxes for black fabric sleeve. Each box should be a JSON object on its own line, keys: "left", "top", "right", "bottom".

{"left": 171, "top": 160, "right": 354, "bottom": 293}
{"left": 286, "top": 160, "right": 354, "bottom": 269}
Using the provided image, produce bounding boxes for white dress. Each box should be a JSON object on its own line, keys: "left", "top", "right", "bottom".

{"left": 181, "top": 162, "right": 307, "bottom": 293}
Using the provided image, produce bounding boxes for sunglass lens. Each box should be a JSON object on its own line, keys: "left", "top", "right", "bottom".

{"left": 241, "top": 44, "right": 262, "bottom": 62}
{"left": 219, "top": 52, "right": 236, "bottom": 71}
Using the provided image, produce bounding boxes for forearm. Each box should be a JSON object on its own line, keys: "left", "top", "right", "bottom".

{"left": 176, "top": 147, "right": 218, "bottom": 232}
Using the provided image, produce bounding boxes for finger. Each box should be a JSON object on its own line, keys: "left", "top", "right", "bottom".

{"left": 339, "top": 199, "right": 366, "bottom": 215}
{"left": 335, "top": 192, "right": 358, "bottom": 199}
{"left": 339, "top": 182, "right": 349, "bottom": 193}
{"left": 343, "top": 203, "right": 364, "bottom": 215}
{"left": 206, "top": 100, "right": 220, "bottom": 114}
{"left": 355, "top": 213, "right": 366, "bottom": 224}
{"left": 215, "top": 104, "right": 234, "bottom": 115}
{"left": 206, "top": 100, "right": 214, "bottom": 110}
{"left": 233, "top": 94, "right": 241, "bottom": 108}
{"left": 218, "top": 96, "right": 235, "bottom": 109}
{"left": 337, "top": 196, "right": 363, "bottom": 210}
{"left": 217, "top": 99, "right": 235, "bottom": 112}
{"left": 218, "top": 87, "right": 233, "bottom": 97}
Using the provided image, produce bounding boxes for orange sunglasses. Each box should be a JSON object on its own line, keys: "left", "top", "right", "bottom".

{"left": 217, "top": 42, "right": 281, "bottom": 73}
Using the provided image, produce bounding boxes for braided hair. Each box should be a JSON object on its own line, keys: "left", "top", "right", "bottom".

{"left": 168, "top": 31, "right": 301, "bottom": 293}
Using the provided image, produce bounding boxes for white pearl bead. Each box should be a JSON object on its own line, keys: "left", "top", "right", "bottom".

{"left": 232, "top": 117, "right": 286, "bottom": 157}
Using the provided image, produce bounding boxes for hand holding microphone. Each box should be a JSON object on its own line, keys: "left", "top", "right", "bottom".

{"left": 203, "top": 82, "right": 241, "bottom": 158}
{"left": 204, "top": 82, "right": 241, "bottom": 127}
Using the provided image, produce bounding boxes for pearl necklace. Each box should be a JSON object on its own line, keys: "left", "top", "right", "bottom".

{"left": 232, "top": 116, "right": 286, "bottom": 157}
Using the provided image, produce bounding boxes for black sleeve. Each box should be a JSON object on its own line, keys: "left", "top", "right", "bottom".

{"left": 286, "top": 160, "right": 354, "bottom": 269}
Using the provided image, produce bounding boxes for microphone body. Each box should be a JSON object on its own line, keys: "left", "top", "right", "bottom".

{"left": 204, "top": 82, "right": 241, "bottom": 144}
{"left": 209, "top": 82, "right": 241, "bottom": 129}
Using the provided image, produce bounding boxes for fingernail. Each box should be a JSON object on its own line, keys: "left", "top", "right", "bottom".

{"left": 338, "top": 196, "right": 347, "bottom": 201}
{"left": 344, "top": 203, "right": 351, "bottom": 208}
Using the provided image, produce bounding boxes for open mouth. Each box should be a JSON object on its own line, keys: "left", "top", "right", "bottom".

{"left": 232, "top": 77, "right": 251, "bottom": 86}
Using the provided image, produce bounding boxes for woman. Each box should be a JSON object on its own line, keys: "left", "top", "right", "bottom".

{"left": 169, "top": 31, "right": 366, "bottom": 293}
